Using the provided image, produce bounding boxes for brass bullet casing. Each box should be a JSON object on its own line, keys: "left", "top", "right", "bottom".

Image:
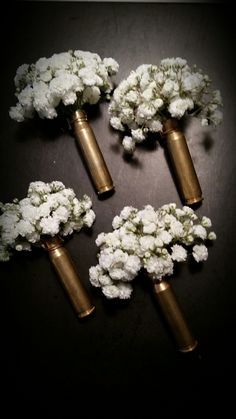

{"left": 153, "top": 280, "right": 197, "bottom": 352}
{"left": 163, "top": 118, "right": 203, "bottom": 205}
{"left": 71, "top": 110, "right": 114, "bottom": 195}
{"left": 42, "top": 236, "right": 95, "bottom": 318}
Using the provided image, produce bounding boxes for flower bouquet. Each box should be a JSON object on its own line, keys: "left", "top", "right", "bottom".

{"left": 9, "top": 50, "right": 119, "bottom": 195}
{"left": 0, "top": 181, "right": 96, "bottom": 317}
{"left": 109, "top": 57, "right": 223, "bottom": 205}
{"left": 89, "top": 203, "right": 216, "bottom": 351}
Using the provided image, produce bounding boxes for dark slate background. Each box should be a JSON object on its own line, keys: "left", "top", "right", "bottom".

{"left": 0, "top": 2, "right": 235, "bottom": 417}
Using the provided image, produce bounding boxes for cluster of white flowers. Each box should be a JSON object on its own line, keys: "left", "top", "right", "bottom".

{"left": 89, "top": 203, "right": 216, "bottom": 299}
{"left": 109, "top": 57, "right": 223, "bottom": 153}
{"left": 0, "top": 181, "right": 95, "bottom": 261}
{"left": 9, "top": 50, "right": 119, "bottom": 122}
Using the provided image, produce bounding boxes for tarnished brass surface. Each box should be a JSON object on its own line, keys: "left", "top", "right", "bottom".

{"left": 42, "top": 236, "right": 95, "bottom": 318}
{"left": 163, "top": 118, "right": 203, "bottom": 205}
{"left": 71, "top": 110, "right": 114, "bottom": 195}
{"left": 154, "top": 280, "right": 198, "bottom": 352}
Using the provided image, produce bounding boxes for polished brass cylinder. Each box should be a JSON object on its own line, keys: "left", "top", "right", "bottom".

{"left": 163, "top": 118, "right": 203, "bottom": 205}
{"left": 42, "top": 236, "right": 95, "bottom": 318}
{"left": 71, "top": 110, "right": 114, "bottom": 195}
{"left": 154, "top": 280, "right": 197, "bottom": 352}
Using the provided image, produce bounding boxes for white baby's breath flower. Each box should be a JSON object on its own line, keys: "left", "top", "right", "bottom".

{"left": 89, "top": 265, "right": 104, "bottom": 287}
{"left": 139, "top": 236, "right": 155, "bottom": 252}
{"left": 122, "top": 136, "right": 136, "bottom": 153}
{"left": 102, "top": 284, "right": 120, "bottom": 299}
{"left": 169, "top": 220, "right": 184, "bottom": 237}
{"left": 82, "top": 86, "right": 101, "bottom": 105}
{"left": 158, "top": 230, "right": 172, "bottom": 245}
{"left": 109, "top": 57, "right": 223, "bottom": 154}
{"left": 126, "top": 90, "right": 139, "bottom": 103}
{"left": 9, "top": 103, "right": 25, "bottom": 122}
{"left": 201, "top": 216, "right": 212, "bottom": 228}
{"left": 83, "top": 209, "right": 96, "bottom": 227}
{"left": 131, "top": 128, "right": 146, "bottom": 143}
{"left": 89, "top": 204, "right": 216, "bottom": 299}
{"left": 103, "top": 57, "right": 119, "bottom": 75}
{"left": 120, "top": 206, "right": 136, "bottom": 220}
{"left": 95, "top": 232, "right": 106, "bottom": 247}
{"left": 192, "top": 225, "right": 207, "bottom": 240}
{"left": 121, "top": 234, "right": 138, "bottom": 252}
{"left": 10, "top": 50, "right": 119, "bottom": 121}
{"left": 192, "top": 244, "right": 208, "bottom": 262}
{"left": 201, "top": 118, "right": 209, "bottom": 127}
{"left": 208, "top": 231, "right": 216, "bottom": 240}
{"left": 168, "top": 98, "right": 194, "bottom": 119}
{"left": 117, "top": 283, "right": 132, "bottom": 299}
{"left": 146, "top": 118, "right": 162, "bottom": 133}
{"left": 0, "top": 181, "right": 95, "bottom": 261}
{"left": 99, "top": 274, "right": 113, "bottom": 287}
{"left": 110, "top": 116, "right": 125, "bottom": 131}
{"left": 112, "top": 215, "right": 123, "bottom": 230}
{"left": 171, "top": 244, "right": 187, "bottom": 262}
